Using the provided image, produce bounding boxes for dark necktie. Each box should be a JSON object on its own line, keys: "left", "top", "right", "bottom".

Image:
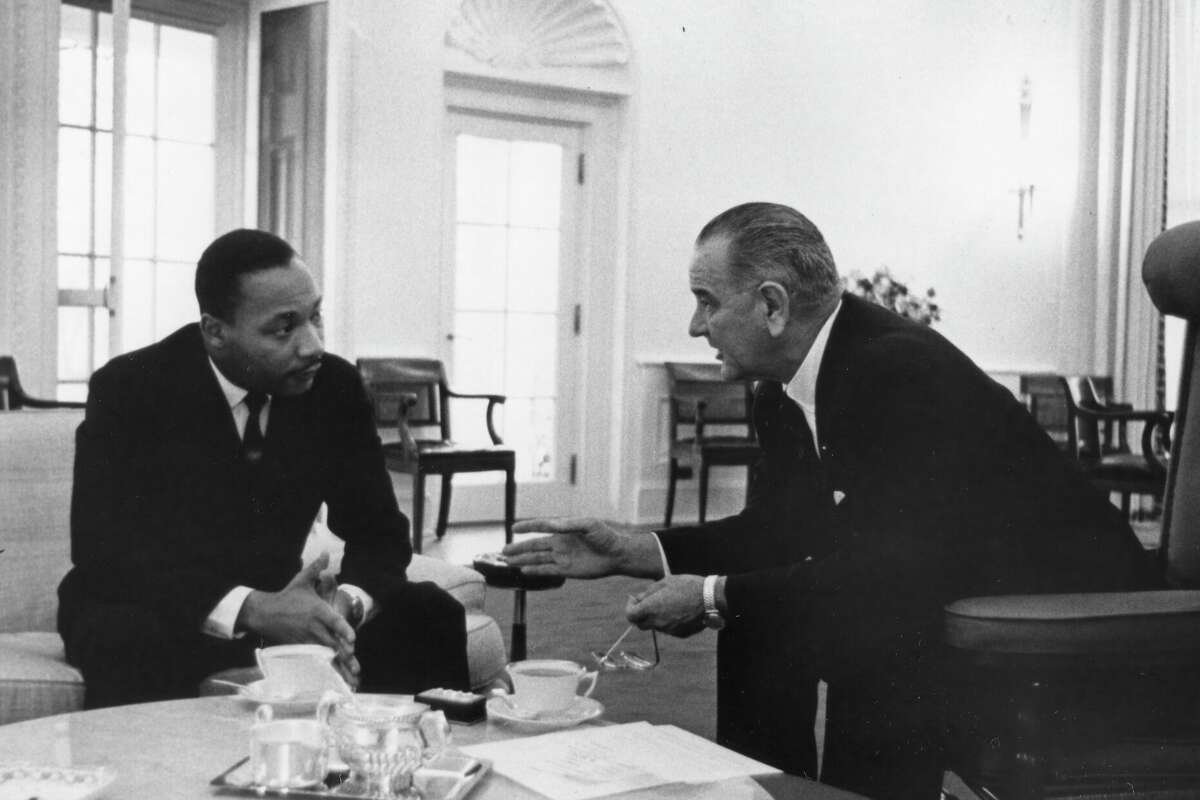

{"left": 777, "top": 391, "right": 818, "bottom": 464}
{"left": 242, "top": 391, "right": 268, "bottom": 465}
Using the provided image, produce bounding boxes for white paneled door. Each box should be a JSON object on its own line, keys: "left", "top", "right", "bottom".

{"left": 444, "top": 111, "right": 584, "bottom": 520}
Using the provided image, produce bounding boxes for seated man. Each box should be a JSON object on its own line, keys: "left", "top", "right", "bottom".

{"left": 59, "top": 229, "right": 469, "bottom": 708}
{"left": 504, "top": 202, "right": 1157, "bottom": 800}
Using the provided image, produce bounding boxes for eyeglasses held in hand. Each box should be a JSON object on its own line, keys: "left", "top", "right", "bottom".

{"left": 591, "top": 624, "right": 660, "bottom": 671}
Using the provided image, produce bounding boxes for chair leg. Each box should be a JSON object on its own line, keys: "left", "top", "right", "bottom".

{"left": 504, "top": 466, "right": 515, "bottom": 547}
{"left": 436, "top": 474, "right": 453, "bottom": 540}
{"left": 698, "top": 460, "right": 710, "bottom": 524}
{"left": 1120, "top": 492, "right": 1131, "bottom": 519}
{"left": 664, "top": 460, "right": 679, "bottom": 528}
{"left": 412, "top": 472, "right": 425, "bottom": 555}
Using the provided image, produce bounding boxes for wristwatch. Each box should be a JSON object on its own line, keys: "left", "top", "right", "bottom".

{"left": 702, "top": 575, "right": 725, "bottom": 630}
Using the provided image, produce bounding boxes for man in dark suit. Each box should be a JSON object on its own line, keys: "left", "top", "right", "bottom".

{"left": 503, "top": 203, "right": 1155, "bottom": 799}
{"left": 59, "top": 228, "right": 470, "bottom": 708}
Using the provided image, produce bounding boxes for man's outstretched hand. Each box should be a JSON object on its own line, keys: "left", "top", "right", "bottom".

{"left": 238, "top": 553, "right": 361, "bottom": 688}
{"left": 502, "top": 518, "right": 664, "bottom": 579}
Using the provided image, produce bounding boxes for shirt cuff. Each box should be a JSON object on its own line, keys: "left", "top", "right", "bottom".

{"left": 203, "top": 585, "right": 254, "bottom": 640}
{"left": 649, "top": 532, "right": 672, "bottom": 577}
{"left": 338, "top": 584, "right": 375, "bottom": 627}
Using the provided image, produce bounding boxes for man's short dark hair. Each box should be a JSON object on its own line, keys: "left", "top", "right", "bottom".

{"left": 195, "top": 229, "right": 297, "bottom": 321}
{"left": 697, "top": 202, "right": 840, "bottom": 306}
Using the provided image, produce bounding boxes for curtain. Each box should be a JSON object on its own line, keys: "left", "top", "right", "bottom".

{"left": 0, "top": 1, "right": 60, "bottom": 395}
{"left": 1162, "top": 0, "right": 1200, "bottom": 410}
{"left": 1072, "top": 0, "right": 1168, "bottom": 409}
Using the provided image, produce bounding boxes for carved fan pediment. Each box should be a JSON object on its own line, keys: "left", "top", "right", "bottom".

{"left": 446, "top": 0, "right": 630, "bottom": 69}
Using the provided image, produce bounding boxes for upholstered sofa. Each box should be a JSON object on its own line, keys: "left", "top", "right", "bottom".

{"left": 0, "top": 408, "right": 506, "bottom": 726}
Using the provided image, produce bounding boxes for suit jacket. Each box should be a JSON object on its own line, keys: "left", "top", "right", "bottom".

{"left": 658, "top": 295, "right": 1155, "bottom": 771}
{"left": 59, "top": 324, "right": 411, "bottom": 635}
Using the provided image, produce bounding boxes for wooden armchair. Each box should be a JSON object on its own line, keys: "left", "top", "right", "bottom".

{"left": 1062, "top": 375, "right": 1173, "bottom": 518}
{"left": 356, "top": 358, "right": 515, "bottom": 554}
{"left": 663, "top": 362, "right": 759, "bottom": 526}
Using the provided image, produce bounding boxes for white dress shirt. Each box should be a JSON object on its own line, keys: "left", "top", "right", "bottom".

{"left": 201, "top": 359, "right": 372, "bottom": 639}
{"left": 782, "top": 298, "right": 843, "bottom": 456}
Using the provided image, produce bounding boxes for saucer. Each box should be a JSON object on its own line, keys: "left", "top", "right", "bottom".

{"left": 486, "top": 696, "right": 604, "bottom": 732}
{"left": 237, "top": 680, "right": 325, "bottom": 714}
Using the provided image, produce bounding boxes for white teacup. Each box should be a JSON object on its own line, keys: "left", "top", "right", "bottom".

{"left": 249, "top": 705, "right": 328, "bottom": 789}
{"left": 505, "top": 659, "right": 598, "bottom": 714}
{"left": 256, "top": 644, "right": 339, "bottom": 698}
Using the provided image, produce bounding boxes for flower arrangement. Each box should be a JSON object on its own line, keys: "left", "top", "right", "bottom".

{"left": 843, "top": 267, "right": 940, "bottom": 325}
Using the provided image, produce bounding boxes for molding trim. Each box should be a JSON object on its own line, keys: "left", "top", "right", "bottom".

{"left": 446, "top": 0, "right": 630, "bottom": 69}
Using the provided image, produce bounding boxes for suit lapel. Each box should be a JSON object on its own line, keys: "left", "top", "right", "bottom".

{"left": 160, "top": 325, "right": 242, "bottom": 456}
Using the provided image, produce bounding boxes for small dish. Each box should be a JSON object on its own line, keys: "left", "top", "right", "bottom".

{"left": 0, "top": 763, "right": 117, "bottom": 800}
{"left": 485, "top": 695, "right": 603, "bottom": 733}
{"left": 237, "top": 679, "right": 325, "bottom": 715}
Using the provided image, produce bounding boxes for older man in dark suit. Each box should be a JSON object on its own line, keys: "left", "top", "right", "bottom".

{"left": 503, "top": 203, "right": 1155, "bottom": 799}
{"left": 59, "top": 229, "right": 469, "bottom": 708}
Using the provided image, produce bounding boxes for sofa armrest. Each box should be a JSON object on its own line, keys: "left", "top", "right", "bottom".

{"left": 303, "top": 519, "right": 486, "bottom": 613}
{"left": 408, "top": 554, "right": 486, "bottom": 613}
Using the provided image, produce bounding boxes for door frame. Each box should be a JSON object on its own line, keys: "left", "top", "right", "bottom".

{"left": 443, "top": 75, "right": 626, "bottom": 520}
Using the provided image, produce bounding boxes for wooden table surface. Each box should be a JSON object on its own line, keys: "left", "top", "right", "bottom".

{"left": 0, "top": 696, "right": 868, "bottom": 799}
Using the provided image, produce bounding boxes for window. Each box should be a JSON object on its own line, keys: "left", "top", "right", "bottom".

{"left": 56, "top": 1, "right": 240, "bottom": 400}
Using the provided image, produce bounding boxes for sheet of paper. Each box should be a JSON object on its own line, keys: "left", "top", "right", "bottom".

{"left": 459, "top": 722, "right": 779, "bottom": 800}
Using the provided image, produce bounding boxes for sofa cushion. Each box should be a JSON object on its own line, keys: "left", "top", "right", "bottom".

{"left": 0, "top": 631, "right": 84, "bottom": 725}
{"left": 0, "top": 410, "right": 82, "bottom": 633}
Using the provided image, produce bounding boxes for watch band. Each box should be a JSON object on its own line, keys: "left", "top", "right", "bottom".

{"left": 702, "top": 575, "right": 725, "bottom": 630}
{"left": 702, "top": 575, "right": 720, "bottom": 616}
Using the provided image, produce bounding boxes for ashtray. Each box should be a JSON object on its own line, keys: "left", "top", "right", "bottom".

{"left": 210, "top": 752, "right": 489, "bottom": 799}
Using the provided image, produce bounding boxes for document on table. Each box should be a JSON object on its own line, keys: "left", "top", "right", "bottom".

{"left": 459, "top": 721, "right": 780, "bottom": 800}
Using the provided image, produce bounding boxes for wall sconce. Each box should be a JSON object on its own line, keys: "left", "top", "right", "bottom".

{"left": 1013, "top": 76, "right": 1035, "bottom": 240}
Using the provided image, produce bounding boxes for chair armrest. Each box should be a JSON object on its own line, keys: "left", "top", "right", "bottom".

{"left": 944, "top": 590, "right": 1200, "bottom": 660}
{"left": 17, "top": 396, "right": 86, "bottom": 410}
{"left": 1074, "top": 406, "right": 1173, "bottom": 472}
{"left": 444, "top": 390, "right": 507, "bottom": 445}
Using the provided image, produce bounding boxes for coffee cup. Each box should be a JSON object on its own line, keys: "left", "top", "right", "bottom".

{"left": 505, "top": 659, "right": 598, "bottom": 714}
{"left": 255, "top": 644, "right": 338, "bottom": 698}
{"left": 249, "top": 705, "right": 329, "bottom": 789}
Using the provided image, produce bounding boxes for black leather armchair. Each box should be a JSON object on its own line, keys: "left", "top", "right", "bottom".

{"left": 942, "top": 221, "right": 1200, "bottom": 800}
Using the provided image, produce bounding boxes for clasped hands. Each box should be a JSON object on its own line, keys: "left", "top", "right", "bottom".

{"left": 503, "top": 517, "right": 709, "bottom": 637}
{"left": 236, "top": 552, "right": 361, "bottom": 688}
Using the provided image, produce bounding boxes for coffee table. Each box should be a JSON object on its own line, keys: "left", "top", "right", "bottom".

{"left": 0, "top": 697, "right": 867, "bottom": 799}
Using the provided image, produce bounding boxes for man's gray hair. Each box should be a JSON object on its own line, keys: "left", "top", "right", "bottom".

{"left": 697, "top": 202, "right": 840, "bottom": 306}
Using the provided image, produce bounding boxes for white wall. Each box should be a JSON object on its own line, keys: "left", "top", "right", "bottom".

{"left": 328, "top": 0, "right": 1092, "bottom": 523}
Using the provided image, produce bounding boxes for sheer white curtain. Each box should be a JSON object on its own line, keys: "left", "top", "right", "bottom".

{"left": 1071, "top": 0, "right": 1168, "bottom": 409}
{"left": 1163, "top": 0, "right": 1200, "bottom": 409}
{"left": 0, "top": 2, "right": 60, "bottom": 394}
